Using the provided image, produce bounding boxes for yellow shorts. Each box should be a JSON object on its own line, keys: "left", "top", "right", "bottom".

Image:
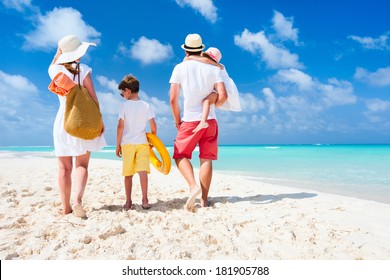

{"left": 121, "top": 144, "right": 150, "bottom": 176}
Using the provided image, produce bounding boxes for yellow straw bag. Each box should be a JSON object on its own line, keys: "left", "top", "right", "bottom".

{"left": 63, "top": 64, "right": 103, "bottom": 140}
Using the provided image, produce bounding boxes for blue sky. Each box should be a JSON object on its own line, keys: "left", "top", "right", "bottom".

{"left": 1, "top": 0, "right": 389, "bottom": 146}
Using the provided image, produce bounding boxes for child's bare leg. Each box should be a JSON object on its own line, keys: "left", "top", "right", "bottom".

{"left": 139, "top": 171, "right": 151, "bottom": 209}
{"left": 195, "top": 99, "right": 211, "bottom": 131}
{"left": 124, "top": 175, "right": 133, "bottom": 210}
{"left": 193, "top": 92, "right": 218, "bottom": 133}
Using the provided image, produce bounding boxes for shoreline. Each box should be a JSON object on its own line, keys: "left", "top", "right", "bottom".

{"left": 2, "top": 149, "right": 390, "bottom": 205}
{"left": 1, "top": 156, "right": 390, "bottom": 259}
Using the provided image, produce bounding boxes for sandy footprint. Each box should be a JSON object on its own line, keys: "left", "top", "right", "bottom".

{"left": 99, "top": 226, "right": 126, "bottom": 240}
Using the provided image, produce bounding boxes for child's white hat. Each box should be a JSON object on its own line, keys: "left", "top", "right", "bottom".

{"left": 204, "top": 47, "right": 222, "bottom": 63}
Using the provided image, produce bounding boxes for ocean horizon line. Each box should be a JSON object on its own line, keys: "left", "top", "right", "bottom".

{"left": 1, "top": 143, "right": 390, "bottom": 149}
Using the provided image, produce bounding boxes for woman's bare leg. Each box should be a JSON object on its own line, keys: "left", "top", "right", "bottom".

{"left": 72, "top": 152, "right": 90, "bottom": 217}
{"left": 58, "top": 156, "right": 73, "bottom": 215}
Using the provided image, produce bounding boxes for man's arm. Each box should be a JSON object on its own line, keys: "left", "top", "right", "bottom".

{"left": 170, "top": 83, "right": 181, "bottom": 127}
{"left": 214, "top": 82, "right": 228, "bottom": 107}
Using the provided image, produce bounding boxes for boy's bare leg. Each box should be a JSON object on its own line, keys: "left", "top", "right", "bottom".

{"left": 124, "top": 175, "right": 133, "bottom": 210}
{"left": 193, "top": 92, "right": 218, "bottom": 133}
{"left": 138, "top": 171, "right": 150, "bottom": 209}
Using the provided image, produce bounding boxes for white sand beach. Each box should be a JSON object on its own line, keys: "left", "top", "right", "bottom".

{"left": 1, "top": 155, "right": 390, "bottom": 260}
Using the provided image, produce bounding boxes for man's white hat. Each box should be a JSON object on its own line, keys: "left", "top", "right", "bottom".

{"left": 181, "top": 33, "right": 205, "bottom": 52}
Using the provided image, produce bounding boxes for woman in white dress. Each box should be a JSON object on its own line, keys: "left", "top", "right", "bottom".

{"left": 48, "top": 34, "right": 106, "bottom": 218}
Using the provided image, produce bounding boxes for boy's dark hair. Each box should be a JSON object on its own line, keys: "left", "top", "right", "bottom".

{"left": 118, "top": 74, "right": 139, "bottom": 93}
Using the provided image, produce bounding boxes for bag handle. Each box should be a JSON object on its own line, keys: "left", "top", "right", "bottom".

{"left": 72, "top": 62, "right": 81, "bottom": 88}
{"left": 76, "top": 62, "right": 81, "bottom": 88}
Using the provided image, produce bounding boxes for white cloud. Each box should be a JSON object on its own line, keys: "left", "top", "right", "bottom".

{"left": 252, "top": 69, "right": 358, "bottom": 133}
{"left": 363, "top": 98, "right": 390, "bottom": 124}
{"left": 0, "top": 70, "right": 56, "bottom": 145}
{"left": 98, "top": 91, "right": 121, "bottom": 116}
{"left": 175, "top": 0, "right": 218, "bottom": 23}
{"left": 238, "top": 92, "right": 265, "bottom": 113}
{"left": 262, "top": 88, "right": 277, "bottom": 114}
{"left": 354, "top": 67, "right": 390, "bottom": 87}
{"left": 271, "top": 68, "right": 356, "bottom": 107}
{"left": 23, "top": 7, "right": 101, "bottom": 51}
{"left": 365, "top": 98, "right": 390, "bottom": 113}
{"left": 126, "top": 36, "right": 173, "bottom": 65}
{"left": 1, "top": 0, "right": 33, "bottom": 12}
{"left": 320, "top": 78, "right": 356, "bottom": 106}
{"left": 274, "top": 68, "right": 313, "bottom": 91}
{"left": 272, "top": 11, "right": 300, "bottom": 45}
{"left": 96, "top": 75, "right": 120, "bottom": 94}
{"left": 348, "top": 33, "right": 389, "bottom": 50}
{"left": 0, "top": 70, "right": 38, "bottom": 94}
{"left": 139, "top": 91, "right": 171, "bottom": 116}
{"left": 95, "top": 75, "right": 122, "bottom": 116}
{"left": 261, "top": 91, "right": 322, "bottom": 132}
{"left": 234, "top": 29, "right": 303, "bottom": 69}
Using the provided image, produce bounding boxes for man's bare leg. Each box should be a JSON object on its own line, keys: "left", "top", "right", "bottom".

{"left": 199, "top": 159, "right": 213, "bottom": 207}
{"left": 175, "top": 158, "right": 201, "bottom": 211}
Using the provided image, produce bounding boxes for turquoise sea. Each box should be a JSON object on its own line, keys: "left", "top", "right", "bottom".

{"left": 1, "top": 144, "right": 390, "bottom": 204}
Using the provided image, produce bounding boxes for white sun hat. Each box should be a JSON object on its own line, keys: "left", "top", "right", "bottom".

{"left": 55, "top": 34, "right": 97, "bottom": 64}
{"left": 181, "top": 33, "right": 205, "bottom": 52}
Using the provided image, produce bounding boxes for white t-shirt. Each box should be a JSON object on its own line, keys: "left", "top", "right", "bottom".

{"left": 169, "top": 60, "right": 224, "bottom": 122}
{"left": 118, "top": 100, "right": 155, "bottom": 145}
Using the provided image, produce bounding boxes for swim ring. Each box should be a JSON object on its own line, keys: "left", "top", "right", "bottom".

{"left": 146, "top": 133, "right": 171, "bottom": 175}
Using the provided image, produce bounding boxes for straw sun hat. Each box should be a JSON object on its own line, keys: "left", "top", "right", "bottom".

{"left": 181, "top": 33, "right": 205, "bottom": 52}
{"left": 55, "top": 34, "right": 97, "bottom": 64}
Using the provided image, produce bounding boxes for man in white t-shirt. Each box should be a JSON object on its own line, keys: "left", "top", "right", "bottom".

{"left": 169, "top": 33, "right": 227, "bottom": 211}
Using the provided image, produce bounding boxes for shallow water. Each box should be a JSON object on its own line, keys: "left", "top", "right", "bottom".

{"left": 1, "top": 144, "right": 389, "bottom": 204}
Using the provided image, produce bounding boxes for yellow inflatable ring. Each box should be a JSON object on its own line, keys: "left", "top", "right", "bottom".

{"left": 146, "top": 133, "right": 171, "bottom": 175}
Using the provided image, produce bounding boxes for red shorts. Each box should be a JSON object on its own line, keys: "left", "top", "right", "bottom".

{"left": 173, "top": 119, "right": 218, "bottom": 160}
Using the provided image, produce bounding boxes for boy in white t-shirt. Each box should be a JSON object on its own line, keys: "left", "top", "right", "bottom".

{"left": 116, "top": 74, "right": 157, "bottom": 210}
